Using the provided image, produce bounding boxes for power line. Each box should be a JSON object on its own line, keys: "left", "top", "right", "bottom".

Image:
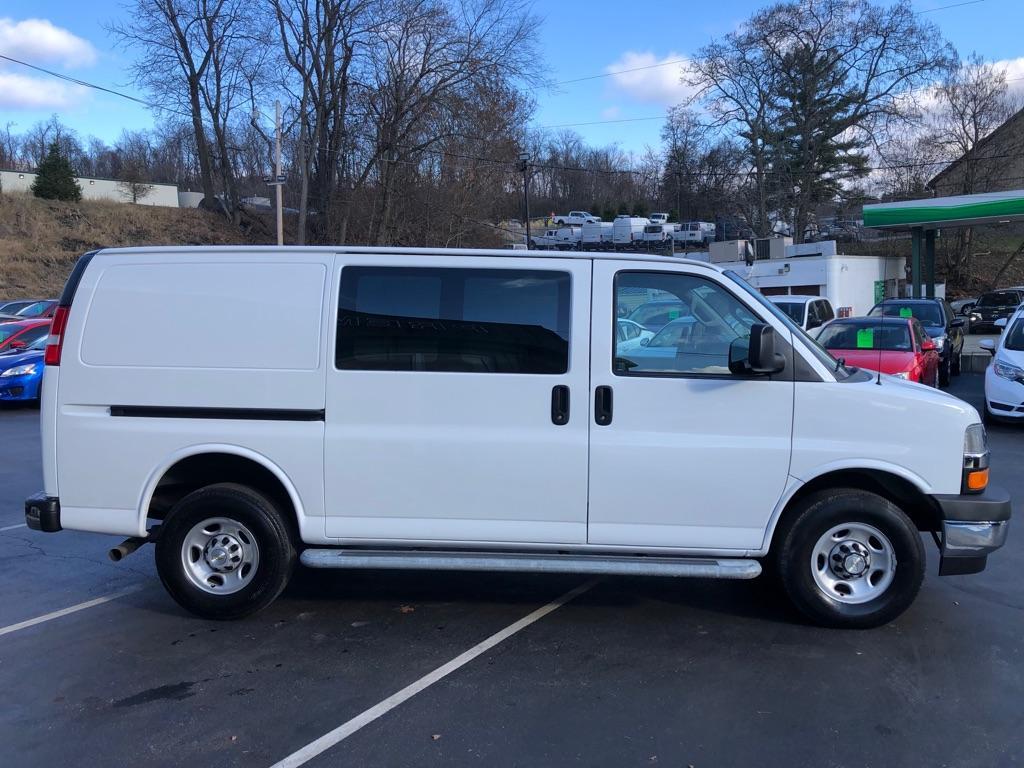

{"left": 535, "top": 58, "right": 689, "bottom": 90}
{"left": 918, "top": 0, "right": 985, "bottom": 12}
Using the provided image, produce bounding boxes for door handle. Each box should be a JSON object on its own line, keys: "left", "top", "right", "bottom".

{"left": 594, "top": 385, "right": 613, "bottom": 426}
{"left": 551, "top": 385, "right": 570, "bottom": 425}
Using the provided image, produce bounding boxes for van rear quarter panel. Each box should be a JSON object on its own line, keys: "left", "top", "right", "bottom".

{"left": 55, "top": 250, "right": 331, "bottom": 536}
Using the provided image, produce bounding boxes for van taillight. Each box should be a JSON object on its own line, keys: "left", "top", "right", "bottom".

{"left": 44, "top": 306, "right": 69, "bottom": 366}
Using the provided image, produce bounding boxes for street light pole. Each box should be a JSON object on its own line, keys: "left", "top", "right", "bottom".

{"left": 518, "top": 152, "right": 531, "bottom": 249}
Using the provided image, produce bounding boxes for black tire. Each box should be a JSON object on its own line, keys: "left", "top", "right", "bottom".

{"left": 773, "top": 488, "right": 925, "bottom": 629}
{"left": 155, "top": 483, "right": 296, "bottom": 620}
{"left": 939, "top": 356, "right": 951, "bottom": 387}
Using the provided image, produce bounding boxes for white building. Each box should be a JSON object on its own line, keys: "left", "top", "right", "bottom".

{"left": 0, "top": 169, "right": 179, "bottom": 208}
{"left": 715, "top": 240, "right": 907, "bottom": 317}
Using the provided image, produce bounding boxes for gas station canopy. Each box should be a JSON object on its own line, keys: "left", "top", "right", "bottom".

{"left": 863, "top": 190, "right": 1024, "bottom": 298}
{"left": 864, "top": 190, "right": 1024, "bottom": 230}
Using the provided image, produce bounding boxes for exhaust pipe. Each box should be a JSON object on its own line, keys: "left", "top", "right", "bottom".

{"left": 108, "top": 536, "right": 149, "bottom": 562}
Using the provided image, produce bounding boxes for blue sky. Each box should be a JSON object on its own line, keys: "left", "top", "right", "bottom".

{"left": 2, "top": 0, "right": 1023, "bottom": 154}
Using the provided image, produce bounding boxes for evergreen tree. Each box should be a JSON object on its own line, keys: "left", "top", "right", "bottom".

{"left": 31, "top": 142, "right": 82, "bottom": 202}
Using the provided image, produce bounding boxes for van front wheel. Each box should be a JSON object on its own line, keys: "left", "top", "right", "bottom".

{"left": 155, "top": 483, "right": 296, "bottom": 620}
{"left": 775, "top": 489, "right": 924, "bottom": 629}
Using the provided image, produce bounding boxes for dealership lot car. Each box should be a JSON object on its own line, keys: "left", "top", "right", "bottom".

{"left": 970, "top": 288, "right": 1024, "bottom": 334}
{"left": 0, "top": 318, "right": 50, "bottom": 354}
{"left": 25, "top": 246, "right": 1010, "bottom": 629}
{"left": 0, "top": 335, "right": 46, "bottom": 402}
{"left": 869, "top": 298, "right": 964, "bottom": 385}
{"left": 816, "top": 317, "right": 940, "bottom": 386}
{"left": 768, "top": 295, "right": 836, "bottom": 332}
{"left": 981, "top": 309, "right": 1024, "bottom": 422}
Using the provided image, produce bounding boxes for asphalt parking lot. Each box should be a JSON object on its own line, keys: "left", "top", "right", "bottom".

{"left": 1, "top": 374, "right": 1022, "bottom": 767}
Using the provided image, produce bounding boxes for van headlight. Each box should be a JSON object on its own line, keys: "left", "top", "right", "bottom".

{"left": 963, "top": 424, "right": 990, "bottom": 493}
{"left": 0, "top": 363, "right": 37, "bottom": 377}
{"left": 994, "top": 358, "right": 1024, "bottom": 383}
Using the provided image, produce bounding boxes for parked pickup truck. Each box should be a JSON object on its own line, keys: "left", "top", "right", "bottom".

{"left": 532, "top": 227, "right": 580, "bottom": 250}
{"left": 554, "top": 211, "right": 601, "bottom": 226}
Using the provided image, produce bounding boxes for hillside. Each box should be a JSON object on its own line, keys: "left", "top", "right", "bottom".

{"left": 0, "top": 193, "right": 273, "bottom": 298}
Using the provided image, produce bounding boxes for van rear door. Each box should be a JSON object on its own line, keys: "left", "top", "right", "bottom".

{"left": 324, "top": 254, "right": 591, "bottom": 544}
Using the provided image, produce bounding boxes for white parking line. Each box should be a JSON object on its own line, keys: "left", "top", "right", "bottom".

{"left": 269, "top": 579, "right": 598, "bottom": 768}
{"left": 0, "top": 585, "right": 145, "bottom": 638}
{"left": 0, "top": 523, "right": 27, "bottom": 532}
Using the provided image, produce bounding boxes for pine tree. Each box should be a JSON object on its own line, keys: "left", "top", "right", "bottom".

{"left": 31, "top": 142, "right": 82, "bottom": 202}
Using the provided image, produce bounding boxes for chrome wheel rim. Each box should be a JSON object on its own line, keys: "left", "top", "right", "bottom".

{"left": 181, "top": 517, "right": 259, "bottom": 595}
{"left": 810, "top": 523, "right": 896, "bottom": 605}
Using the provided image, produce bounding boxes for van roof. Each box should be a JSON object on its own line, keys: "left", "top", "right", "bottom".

{"left": 93, "top": 245, "right": 722, "bottom": 269}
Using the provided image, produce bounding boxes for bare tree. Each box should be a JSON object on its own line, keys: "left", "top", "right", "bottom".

{"left": 110, "top": 0, "right": 257, "bottom": 213}
{"left": 924, "top": 53, "right": 1024, "bottom": 284}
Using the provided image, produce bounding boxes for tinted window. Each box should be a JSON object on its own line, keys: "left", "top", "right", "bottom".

{"left": 819, "top": 301, "right": 835, "bottom": 321}
{"left": 16, "top": 301, "right": 53, "bottom": 318}
{"left": 615, "top": 272, "right": 759, "bottom": 376}
{"left": 978, "top": 291, "right": 1022, "bottom": 307}
{"left": 336, "top": 267, "right": 570, "bottom": 374}
{"left": 774, "top": 302, "right": 805, "bottom": 324}
{"left": 818, "top": 322, "right": 911, "bottom": 351}
{"left": 869, "top": 302, "right": 942, "bottom": 326}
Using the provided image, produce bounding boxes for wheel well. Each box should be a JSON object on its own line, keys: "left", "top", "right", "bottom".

{"left": 775, "top": 469, "right": 942, "bottom": 541}
{"left": 148, "top": 453, "right": 298, "bottom": 538}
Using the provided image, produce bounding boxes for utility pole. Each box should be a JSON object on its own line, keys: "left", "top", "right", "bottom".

{"left": 518, "top": 152, "right": 531, "bottom": 249}
{"left": 274, "top": 101, "right": 283, "bottom": 246}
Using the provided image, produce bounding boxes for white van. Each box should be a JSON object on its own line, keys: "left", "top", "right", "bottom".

{"left": 26, "top": 247, "right": 1010, "bottom": 627}
{"left": 581, "top": 221, "right": 613, "bottom": 247}
{"left": 612, "top": 216, "right": 649, "bottom": 246}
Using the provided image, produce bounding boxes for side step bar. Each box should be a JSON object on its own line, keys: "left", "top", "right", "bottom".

{"left": 299, "top": 549, "right": 762, "bottom": 580}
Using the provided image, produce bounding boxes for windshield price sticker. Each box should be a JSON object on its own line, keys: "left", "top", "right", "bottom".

{"left": 857, "top": 328, "right": 874, "bottom": 348}
{"left": 899, "top": 308, "right": 913, "bottom": 318}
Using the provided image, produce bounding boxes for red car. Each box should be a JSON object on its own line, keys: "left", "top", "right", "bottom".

{"left": 816, "top": 316, "right": 941, "bottom": 386}
{"left": 0, "top": 318, "right": 51, "bottom": 353}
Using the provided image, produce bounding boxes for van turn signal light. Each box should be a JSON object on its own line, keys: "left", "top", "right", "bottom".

{"left": 966, "top": 468, "right": 989, "bottom": 492}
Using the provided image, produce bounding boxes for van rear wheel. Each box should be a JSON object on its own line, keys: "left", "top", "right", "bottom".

{"left": 774, "top": 489, "right": 924, "bottom": 629}
{"left": 155, "top": 483, "right": 295, "bottom": 620}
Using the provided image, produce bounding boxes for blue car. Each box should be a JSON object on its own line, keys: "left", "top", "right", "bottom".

{"left": 0, "top": 335, "right": 46, "bottom": 402}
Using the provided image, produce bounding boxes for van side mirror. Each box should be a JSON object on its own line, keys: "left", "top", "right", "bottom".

{"left": 729, "top": 324, "right": 786, "bottom": 376}
{"left": 951, "top": 318, "right": 965, "bottom": 328}
{"left": 994, "top": 318, "right": 1008, "bottom": 330}
{"left": 979, "top": 339, "right": 996, "bottom": 355}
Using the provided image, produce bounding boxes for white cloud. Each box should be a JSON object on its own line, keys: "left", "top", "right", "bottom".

{"left": 0, "top": 71, "right": 87, "bottom": 109}
{"left": 0, "top": 18, "right": 97, "bottom": 68}
{"left": 605, "top": 51, "right": 697, "bottom": 107}
{"left": 600, "top": 106, "right": 621, "bottom": 119}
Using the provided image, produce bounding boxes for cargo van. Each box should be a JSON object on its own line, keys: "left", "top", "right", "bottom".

{"left": 612, "top": 216, "right": 649, "bottom": 246}
{"left": 26, "top": 247, "right": 1010, "bottom": 627}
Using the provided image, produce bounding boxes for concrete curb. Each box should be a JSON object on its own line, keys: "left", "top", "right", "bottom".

{"left": 961, "top": 353, "right": 992, "bottom": 374}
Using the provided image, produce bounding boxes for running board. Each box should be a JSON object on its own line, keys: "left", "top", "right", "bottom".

{"left": 299, "top": 549, "right": 762, "bottom": 580}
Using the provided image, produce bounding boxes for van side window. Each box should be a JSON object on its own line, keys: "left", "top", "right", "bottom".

{"left": 337, "top": 267, "right": 571, "bottom": 373}
{"left": 615, "top": 271, "right": 759, "bottom": 376}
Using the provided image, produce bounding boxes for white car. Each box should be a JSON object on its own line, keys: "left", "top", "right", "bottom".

{"left": 768, "top": 295, "right": 836, "bottom": 332}
{"left": 981, "top": 312, "right": 1024, "bottom": 423}
{"left": 25, "top": 246, "right": 1010, "bottom": 629}
{"left": 554, "top": 211, "right": 600, "bottom": 226}
{"left": 615, "top": 318, "right": 654, "bottom": 352}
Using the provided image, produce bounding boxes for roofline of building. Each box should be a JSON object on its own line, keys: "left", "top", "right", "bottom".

{"left": 927, "top": 105, "right": 1024, "bottom": 188}
{"left": 0, "top": 167, "right": 179, "bottom": 190}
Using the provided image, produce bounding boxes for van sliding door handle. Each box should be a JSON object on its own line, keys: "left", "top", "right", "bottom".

{"left": 551, "top": 385, "right": 570, "bottom": 425}
{"left": 594, "top": 386, "right": 613, "bottom": 426}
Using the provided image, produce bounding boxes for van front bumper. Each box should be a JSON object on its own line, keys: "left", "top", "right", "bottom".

{"left": 932, "top": 485, "right": 1011, "bottom": 576}
{"left": 25, "top": 493, "right": 61, "bottom": 532}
